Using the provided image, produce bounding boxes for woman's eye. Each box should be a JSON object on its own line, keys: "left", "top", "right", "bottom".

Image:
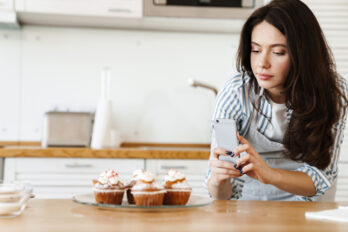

{"left": 251, "top": 50, "right": 260, "bottom": 53}
{"left": 273, "top": 52, "right": 285, "bottom": 56}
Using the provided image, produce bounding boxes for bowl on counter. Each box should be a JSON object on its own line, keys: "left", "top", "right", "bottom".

{"left": 0, "top": 181, "right": 33, "bottom": 217}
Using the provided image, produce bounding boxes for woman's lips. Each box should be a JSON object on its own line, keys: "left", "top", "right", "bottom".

{"left": 257, "top": 74, "right": 274, "bottom": 80}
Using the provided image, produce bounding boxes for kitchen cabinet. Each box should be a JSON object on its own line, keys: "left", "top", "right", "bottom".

{"left": 0, "top": 0, "right": 13, "bottom": 11}
{"left": 0, "top": 0, "right": 18, "bottom": 28}
{"left": 3, "top": 157, "right": 347, "bottom": 201}
{"left": 11, "top": 0, "right": 244, "bottom": 33}
{"left": 15, "top": 0, "right": 143, "bottom": 18}
{"left": 146, "top": 159, "right": 209, "bottom": 196}
{"left": 4, "top": 157, "right": 145, "bottom": 198}
{"left": 3, "top": 157, "right": 209, "bottom": 198}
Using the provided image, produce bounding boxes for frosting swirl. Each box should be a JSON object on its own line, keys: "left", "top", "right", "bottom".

{"left": 131, "top": 169, "right": 145, "bottom": 181}
{"left": 165, "top": 169, "right": 186, "bottom": 182}
{"left": 97, "top": 169, "right": 122, "bottom": 186}
{"left": 136, "top": 170, "right": 155, "bottom": 183}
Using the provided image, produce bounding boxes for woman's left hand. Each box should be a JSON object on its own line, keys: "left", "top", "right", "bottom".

{"left": 234, "top": 133, "right": 276, "bottom": 185}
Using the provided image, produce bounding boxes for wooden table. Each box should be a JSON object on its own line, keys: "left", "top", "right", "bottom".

{"left": 1, "top": 199, "right": 347, "bottom": 232}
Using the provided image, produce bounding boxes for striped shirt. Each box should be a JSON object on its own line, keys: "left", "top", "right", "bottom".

{"left": 205, "top": 73, "right": 348, "bottom": 201}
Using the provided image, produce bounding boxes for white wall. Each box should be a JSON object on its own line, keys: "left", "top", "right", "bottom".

{"left": 0, "top": 26, "right": 239, "bottom": 143}
{"left": 0, "top": 29, "right": 21, "bottom": 141}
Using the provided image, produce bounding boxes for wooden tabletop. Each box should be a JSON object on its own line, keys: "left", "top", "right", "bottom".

{"left": 1, "top": 199, "right": 347, "bottom": 232}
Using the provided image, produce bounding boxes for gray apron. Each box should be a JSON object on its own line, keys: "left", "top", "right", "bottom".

{"left": 238, "top": 117, "right": 304, "bottom": 201}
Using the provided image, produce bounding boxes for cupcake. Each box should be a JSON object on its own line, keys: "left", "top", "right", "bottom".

{"left": 131, "top": 171, "right": 166, "bottom": 206}
{"left": 92, "top": 169, "right": 125, "bottom": 205}
{"left": 163, "top": 169, "right": 192, "bottom": 205}
{"left": 125, "top": 169, "right": 145, "bottom": 204}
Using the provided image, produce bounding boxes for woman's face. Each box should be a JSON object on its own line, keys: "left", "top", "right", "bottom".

{"left": 250, "top": 21, "right": 290, "bottom": 103}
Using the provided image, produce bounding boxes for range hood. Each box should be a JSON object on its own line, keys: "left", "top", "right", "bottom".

{"left": 144, "top": 0, "right": 264, "bottom": 19}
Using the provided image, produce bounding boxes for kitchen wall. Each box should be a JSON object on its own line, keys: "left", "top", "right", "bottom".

{"left": 0, "top": 26, "right": 239, "bottom": 144}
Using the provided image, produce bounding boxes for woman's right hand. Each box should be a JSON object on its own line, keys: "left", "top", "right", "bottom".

{"left": 209, "top": 147, "right": 243, "bottom": 186}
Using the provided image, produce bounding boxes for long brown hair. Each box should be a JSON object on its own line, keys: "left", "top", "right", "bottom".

{"left": 236, "top": 0, "right": 348, "bottom": 169}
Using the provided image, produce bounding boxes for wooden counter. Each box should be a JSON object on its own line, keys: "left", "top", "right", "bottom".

{"left": 0, "top": 147, "right": 210, "bottom": 159}
{"left": 1, "top": 199, "right": 347, "bottom": 232}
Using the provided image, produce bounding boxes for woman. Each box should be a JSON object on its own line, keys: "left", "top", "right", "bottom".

{"left": 206, "top": 0, "right": 348, "bottom": 201}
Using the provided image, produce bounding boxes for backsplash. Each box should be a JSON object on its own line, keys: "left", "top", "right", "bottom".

{"left": 0, "top": 26, "right": 239, "bottom": 143}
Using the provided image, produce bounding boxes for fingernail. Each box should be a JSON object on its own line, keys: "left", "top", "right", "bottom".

{"left": 240, "top": 169, "right": 244, "bottom": 174}
{"left": 233, "top": 163, "right": 237, "bottom": 168}
{"left": 226, "top": 151, "right": 233, "bottom": 156}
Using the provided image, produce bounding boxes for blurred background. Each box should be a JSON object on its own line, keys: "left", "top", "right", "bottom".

{"left": 0, "top": 0, "right": 347, "bottom": 144}
{"left": 0, "top": 0, "right": 347, "bottom": 200}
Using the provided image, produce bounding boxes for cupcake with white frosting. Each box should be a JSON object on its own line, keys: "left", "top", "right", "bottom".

{"left": 125, "top": 169, "right": 145, "bottom": 204}
{"left": 131, "top": 171, "right": 166, "bottom": 206}
{"left": 163, "top": 169, "right": 192, "bottom": 205}
{"left": 92, "top": 169, "right": 125, "bottom": 205}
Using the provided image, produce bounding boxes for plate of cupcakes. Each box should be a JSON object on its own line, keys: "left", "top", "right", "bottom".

{"left": 73, "top": 169, "right": 214, "bottom": 210}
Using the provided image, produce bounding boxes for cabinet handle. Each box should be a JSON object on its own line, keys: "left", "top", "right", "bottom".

{"left": 108, "top": 8, "right": 132, "bottom": 13}
{"left": 65, "top": 164, "right": 93, "bottom": 168}
{"left": 160, "top": 165, "right": 186, "bottom": 170}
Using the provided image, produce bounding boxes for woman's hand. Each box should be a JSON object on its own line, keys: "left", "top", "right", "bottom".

{"left": 234, "top": 133, "right": 276, "bottom": 184}
{"left": 209, "top": 147, "right": 243, "bottom": 186}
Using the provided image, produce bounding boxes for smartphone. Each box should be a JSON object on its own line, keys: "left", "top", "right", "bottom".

{"left": 212, "top": 119, "right": 239, "bottom": 163}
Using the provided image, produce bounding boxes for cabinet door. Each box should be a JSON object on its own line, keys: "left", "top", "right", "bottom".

{"left": 146, "top": 159, "right": 209, "bottom": 196}
{"left": 16, "top": 0, "right": 143, "bottom": 18}
{"left": 4, "top": 157, "right": 145, "bottom": 198}
{"left": 336, "top": 162, "right": 348, "bottom": 202}
{"left": 0, "top": 0, "right": 13, "bottom": 11}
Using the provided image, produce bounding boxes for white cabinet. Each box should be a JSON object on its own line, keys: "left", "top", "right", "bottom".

{"left": 4, "top": 157, "right": 145, "bottom": 198}
{"left": 15, "top": 0, "right": 143, "bottom": 18}
{"left": 0, "top": 0, "right": 13, "bottom": 11}
{"left": 0, "top": 0, "right": 17, "bottom": 27}
{"left": 336, "top": 162, "right": 348, "bottom": 202}
{"left": 4, "top": 157, "right": 347, "bottom": 201}
{"left": 146, "top": 159, "right": 209, "bottom": 196}
{"left": 3, "top": 157, "right": 210, "bottom": 198}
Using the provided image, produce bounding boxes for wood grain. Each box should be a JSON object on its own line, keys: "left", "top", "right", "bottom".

{"left": 0, "top": 147, "right": 210, "bottom": 159}
{"left": 1, "top": 199, "right": 347, "bottom": 232}
{"left": 0, "top": 141, "right": 41, "bottom": 146}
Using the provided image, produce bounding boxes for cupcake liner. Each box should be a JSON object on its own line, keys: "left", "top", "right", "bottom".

{"left": 132, "top": 190, "right": 166, "bottom": 206}
{"left": 93, "top": 189, "right": 124, "bottom": 205}
{"left": 163, "top": 190, "right": 191, "bottom": 205}
{"left": 126, "top": 189, "right": 135, "bottom": 205}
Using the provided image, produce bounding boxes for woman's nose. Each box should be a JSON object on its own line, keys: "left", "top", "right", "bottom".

{"left": 258, "top": 53, "right": 271, "bottom": 69}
